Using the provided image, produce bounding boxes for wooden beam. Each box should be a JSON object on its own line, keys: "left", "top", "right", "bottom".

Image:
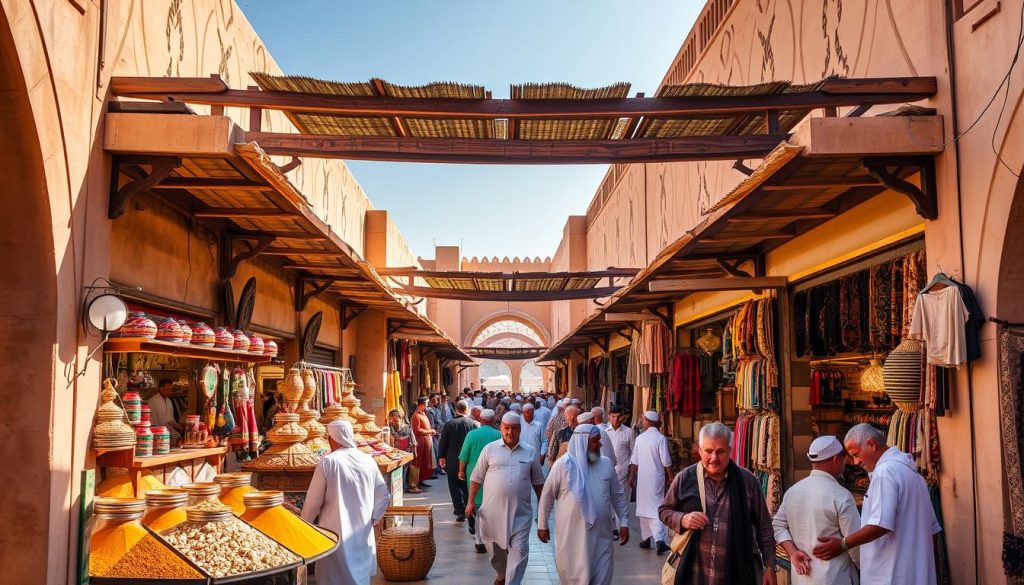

{"left": 648, "top": 277, "right": 788, "bottom": 293}
{"left": 761, "top": 178, "right": 878, "bottom": 190}
{"left": 109, "top": 155, "right": 180, "bottom": 219}
{"left": 112, "top": 77, "right": 937, "bottom": 118}
{"left": 375, "top": 268, "right": 640, "bottom": 279}
{"left": 282, "top": 264, "right": 358, "bottom": 272}
{"left": 110, "top": 75, "right": 229, "bottom": 95}
{"left": 151, "top": 178, "right": 272, "bottom": 191}
{"left": 603, "top": 311, "right": 653, "bottom": 322}
{"left": 391, "top": 285, "right": 622, "bottom": 302}
{"left": 193, "top": 207, "right": 291, "bottom": 219}
{"left": 726, "top": 209, "right": 837, "bottom": 222}
{"left": 261, "top": 247, "right": 338, "bottom": 256}
{"left": 243, "top": 133, "right": 789, "bottom": 165}
{"left": 701, "top": 232, "right": 793, "bottom": 243}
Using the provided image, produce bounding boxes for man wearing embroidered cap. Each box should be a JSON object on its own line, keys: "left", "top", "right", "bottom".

{"left": 459, "top": 408, "right": 501, "bottom": 552}
{"left": 466, "top": 412, "right": 545, "bottom": 585}
{"left": 579, "top": 411, "right": 618, "bottom": 470}
{"left": 772, "top": 435, "right": 861, "bottom": 584}
{"left": 539, "top": 423, "right": 629, "bottom": 585}
{"left": 301, "top": 420, "right": 391, "bottom": 585}
{"left": 630, "top": 410, "right": 673, "bottom": 554}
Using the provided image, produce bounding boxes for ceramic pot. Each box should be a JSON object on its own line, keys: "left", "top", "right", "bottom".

{"left": 177, "top": 321, "right": 193, "bottom": 344}
{"left": 191, "top": 322, "right": 215, "bottom": 346}
{"left": 156, "top": 318, "right": 183, "bottom": 343}
{"left": 248, "top": 335, "right": 265, "bottom": 355}
{"left": 263, "top": 339, "right": 278, "bottom": 357}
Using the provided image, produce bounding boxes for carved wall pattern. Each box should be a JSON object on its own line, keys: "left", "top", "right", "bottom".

{"left": 106, "top": 0, "right": 394, "bottom": 260}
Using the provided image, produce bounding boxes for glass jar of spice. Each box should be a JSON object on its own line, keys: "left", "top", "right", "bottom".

{"left": 213, "top": 472, "right": 255, "bottom": 515}
{"left": 142, "top": 489, "right": 188, "bottom": 532}
{"left": 182, "top": 482, "right": 229, "bottom": 512}
{"left": 89, "top": 498, "right": 148, "bottom": 577}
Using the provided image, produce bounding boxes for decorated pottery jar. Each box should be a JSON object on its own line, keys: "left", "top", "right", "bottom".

{"left": 263, "top": 339, "right": 278, "bottom": 357}
{"left": 156, "top": 318, "right": 183, "bottom": 343}
{"left": 232, "top": 330, "right": 250, "bottom": 352}
{"left": 191, "top": 322, "right": 215, "bottom": 346}
{"left": 248, "top": 335, "right": 265, "bottom": 355}
{"left": 151, "top": 426, "right": 170, "bottom": 455}
{"left": 139, "top": 404, "right": 151, "bottom": 425}
{"left": 214, "top": 327, "right": 234, "bottom": 349}
{"left": 135, "top": 423, "right": 153, "bottom": 458}
{"left": 120, "top": 312, "right": 157, "bottom": 339}
{"left": 177, "top": 321, "right": 193, "bottom": 344}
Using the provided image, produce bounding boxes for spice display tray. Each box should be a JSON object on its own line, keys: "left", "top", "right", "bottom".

{"left": 106, "top": 338, "right": 272, "bottom": 365}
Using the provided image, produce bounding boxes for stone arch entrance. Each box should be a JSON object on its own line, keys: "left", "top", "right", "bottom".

{"left": 468, "top": 316, "right": 549, "bottom": 392}
{"left": 0, "top": 7, "right": 60, "bottom": 581}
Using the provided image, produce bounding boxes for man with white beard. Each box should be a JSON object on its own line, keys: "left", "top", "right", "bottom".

{"left": 466, "top": 412, "right": 545, "bottom": 585}
{"left": 538, "top": 424, "right": 629, "bottom": 585}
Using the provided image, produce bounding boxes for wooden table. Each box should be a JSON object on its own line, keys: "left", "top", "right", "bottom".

{"left": 95, "top": 446, "right": 228, "bottom": 496}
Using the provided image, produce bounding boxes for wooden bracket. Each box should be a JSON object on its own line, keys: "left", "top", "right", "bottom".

{"left": 220, "top": 232, "right": 276, "bottom": 280}
{"left": 733, "top": 160, "right": 755, "bottom": 176}
{"left": 572, "top": 347, "right": 588, "bottom": 363}
{"left": 618, "top": 327, "right": 634, "bottom": 342}
{"left": 588, "top": 334, "right": 610, "bottom": 355}
{"left": 387, "top": 319, "right": 404, "bottom": 337}
{"left": 279, "top": 157, "right": 302, "bottom": 174}
{"left": 650, "top": 305, "right": 673, "bottom": 329}
{"left": 863, "top": 156, "right": 937, "bottom": 220}
{"left": 717, "top": 258, "right": 753, "bottom": 278}
{"left": 108, "top": 155, "right": 180, "bottom": 219}
{"left": 295, "top": 276, "right": 333, "bottom": 311}
{"left": 340, "top": 302, "right": 367, "bottom": 331}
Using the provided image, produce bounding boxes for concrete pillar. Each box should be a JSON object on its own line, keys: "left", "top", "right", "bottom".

{"left": 509, "top": 362, "right": 522, "bottom": 391}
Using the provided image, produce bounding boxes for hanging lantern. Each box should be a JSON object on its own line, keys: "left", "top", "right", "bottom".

{"left": 882, "top": 338, "right": 925, "bottom": 412}
{"left": 860, "top": 357, "right": 886, "bottom": 393}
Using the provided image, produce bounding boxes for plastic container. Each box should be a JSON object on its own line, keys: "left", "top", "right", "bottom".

{"left": 214, "top": 472, "right": 255, "bottom": 515}
{"left": 142, "top": 488, "right": 188, "bottom": 532}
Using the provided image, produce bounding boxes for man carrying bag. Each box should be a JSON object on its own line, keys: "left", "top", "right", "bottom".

{"left": 658, "top": 422, "right": 777, "bottom": 585}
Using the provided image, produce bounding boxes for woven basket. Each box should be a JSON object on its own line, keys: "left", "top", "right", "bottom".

{"left": 883, "top": 338, "right": 924, "bottom": 412}
{"left": 375, "top": 505, "right": 435, "bottom": 581}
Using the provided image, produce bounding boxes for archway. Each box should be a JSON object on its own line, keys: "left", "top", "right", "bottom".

{"left": 471, "top": 318, "right": 550, "bottom": 392}
{"left": 0, "top": 7, "right": 60, "bottom": 581}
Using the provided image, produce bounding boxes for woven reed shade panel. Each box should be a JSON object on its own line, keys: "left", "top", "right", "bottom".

{"left": 563, "top": 277, "right": 603, "bottom": 290}
{"left": 639, "top": 78, "right": 837, "bottom": 138}
{"left": 512, "top": 82, "right": 630, "bottom": 140}
{"left": 511, "top": 278, "right": 566, "bottom": 292}
{"left": 381, "top": 79, "right": 494, "bottom": 138}
{"left": 249, "top": 73, "right": 393, "bottom": 136}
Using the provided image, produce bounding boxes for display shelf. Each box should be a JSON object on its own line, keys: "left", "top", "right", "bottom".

{"left": 377, "top": 452, "right": 413, "bottom": 474}
{"left": 95, "top": 446, "right": 228, "bottom": 497}
{"left": 105, "top": 337, "right": 272, "bottom": 364}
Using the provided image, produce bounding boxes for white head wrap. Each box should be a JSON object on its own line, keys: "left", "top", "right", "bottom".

{"left": 565, "top": 423, "right": 600, "bottom": 529}
{"left": 511, "top": 403, "right": 522, "bottom": 412}
{"left": 808, "top": 435, "right": 844, "bottom": 462}
{"left": 522, "top": 403, "right": 535, "bottom": 411}
{"left": 326, "top": 420, "right": 356, "bottom": 449}
{"left": 577, "top": 412, "right": 594, "bottom": 424}
{"left": 571, "top": 398, "right": 582, "bottom": 406}
{"left": 644, "top": 410, "right": 660, "bottom": 422}
{"left": 480, "top": 409, "right": 496, "bottom": 422}
{"left": 501, "top": 412, "right": 521, "bottom": 425}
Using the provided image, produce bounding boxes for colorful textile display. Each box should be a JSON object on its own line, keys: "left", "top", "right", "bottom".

{"left": 729, "top": 298, "right": 779, "bottom": 410}
{"left": 732, "top": 411, "right": 782, "bottom": 514}
{"left": 810, "top": 368, "right": 845, "bottom": 406}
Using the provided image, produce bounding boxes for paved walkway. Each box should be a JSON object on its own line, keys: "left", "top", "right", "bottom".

{"left": 370, "top": 474, "right": 665, "bottom": 585}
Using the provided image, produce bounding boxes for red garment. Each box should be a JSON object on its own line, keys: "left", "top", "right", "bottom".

{"left": 668, "top": 353, "right": 684, "bottom": 412}
{"left": 411, "top": 411, "right": 434, "bottom": 477}
{"left": 810, "top": 369, "right": 821, "bottom": 406}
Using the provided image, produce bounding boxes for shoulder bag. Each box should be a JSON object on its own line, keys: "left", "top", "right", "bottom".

{"left": 661, "top": 462, "right": 707, "bottom": 585}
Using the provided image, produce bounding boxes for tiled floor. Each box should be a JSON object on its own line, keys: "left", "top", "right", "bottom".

{"left": 369, "top": 474, "right": 664, "bottom": 585}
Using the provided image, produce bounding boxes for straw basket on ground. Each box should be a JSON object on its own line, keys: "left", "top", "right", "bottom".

{"left": 375, "top": 505, "right": 435, "bottom": 581}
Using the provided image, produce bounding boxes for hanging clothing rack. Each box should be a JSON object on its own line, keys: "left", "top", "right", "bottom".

{"left": 293, "top": 361, "right": 352, "bottom": 374}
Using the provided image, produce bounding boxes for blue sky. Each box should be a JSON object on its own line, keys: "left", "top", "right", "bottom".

{"left": 238, "top": 1, "right": 700, "bottom": 260}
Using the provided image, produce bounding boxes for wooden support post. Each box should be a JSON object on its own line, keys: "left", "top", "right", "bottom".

{"left": 248, "top": 86, "right": 263, "bottom": 132}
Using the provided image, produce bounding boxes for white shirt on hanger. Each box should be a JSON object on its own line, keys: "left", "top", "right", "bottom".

{"left": 909, "top": 286, "right": 968, "bottom": 367}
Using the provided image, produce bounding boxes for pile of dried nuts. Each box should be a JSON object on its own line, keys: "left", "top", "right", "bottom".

{"left": 161, "top": 517, "right": 298, "bottom": 577}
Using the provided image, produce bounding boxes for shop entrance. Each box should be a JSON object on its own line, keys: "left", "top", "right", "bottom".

{"left": 0, "top": 9, "right": 59, "bottom": 582}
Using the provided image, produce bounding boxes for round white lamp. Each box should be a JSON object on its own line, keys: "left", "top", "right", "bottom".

{"left": 86, "top": 293, "right": 128, "bottom": 334}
